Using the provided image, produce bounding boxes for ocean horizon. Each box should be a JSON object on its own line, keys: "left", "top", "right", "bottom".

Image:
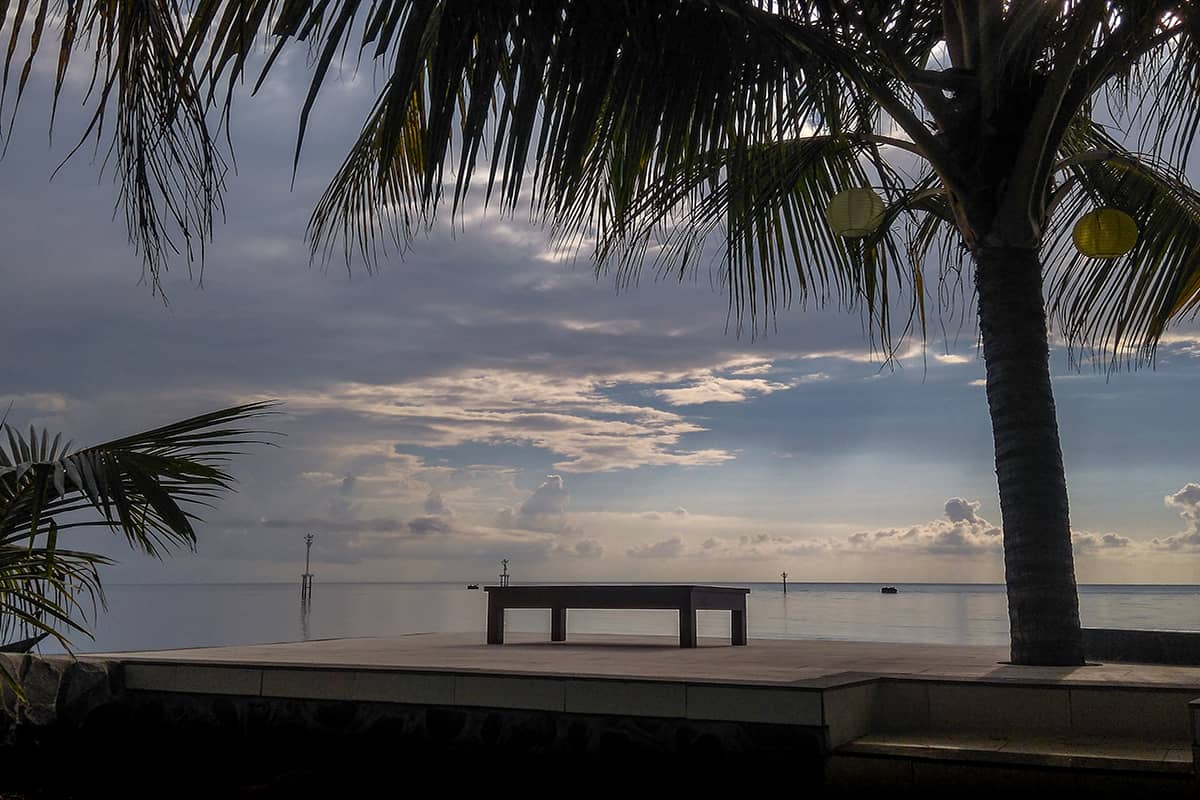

{"left": 49, "top": 581, "right": 1199, "bottom": 656}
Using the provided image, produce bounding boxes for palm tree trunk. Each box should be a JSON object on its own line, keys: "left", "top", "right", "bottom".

{"left": 975, "top": 245, "right": 1084, "bottom": 666}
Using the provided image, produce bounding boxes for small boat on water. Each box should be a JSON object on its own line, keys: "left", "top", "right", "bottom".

{"left": 466, "top": 584, "right": 480, "bottom": 590}
{"left": 880, "top": 586, "right": 898, "bottom": 594}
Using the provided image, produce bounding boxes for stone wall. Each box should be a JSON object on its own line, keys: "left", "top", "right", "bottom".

{"left": 1083, "top": 628, "right": 1200, "bottom": 666}
{"left": 0, "top": 654, "right": 124, "bottom": 747}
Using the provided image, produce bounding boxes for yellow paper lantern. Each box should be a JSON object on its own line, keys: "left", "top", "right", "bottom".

{"left": 825, "top": 188, "right": 885, "bottom": 238}
{"left": 1072, "top": 208, "right": 1138, "bottom": 259}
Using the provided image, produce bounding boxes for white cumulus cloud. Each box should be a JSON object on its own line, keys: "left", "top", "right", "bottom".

{"left": 626, "top": 537, "right": 686, "bottom": 559}
{"left": 1151, "top": 483, "right": 1200, "bottom": 551}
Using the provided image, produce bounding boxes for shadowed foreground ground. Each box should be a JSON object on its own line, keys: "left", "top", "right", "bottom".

{"left": 1, "top": 634, "right": 1195, "bottom": 797}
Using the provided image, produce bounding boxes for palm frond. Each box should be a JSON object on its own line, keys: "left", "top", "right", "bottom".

{"left": 1091, "top": 6, "right": 1198, "bottom": 164}
{"left": 7, "top": 0, "right": 1200, "bottom": 365}
{"left": 1, "top": 0, "right": 226, "bottom": 291}
{"left": 300, "top": 1, "right": 836, "bottom": 264}
{"left": 0, "top": 401, "right": 278, "bottom": 692}
{"left": 7, "top": 0, "right": 962, "bottom": 320}
{"left": 1046, "top": 124, "right": 1200, "bottom": 365}
{"left": 0, "top": 401, "right": 280, "bottom": 557}
{"left": 0, "top": 540, "right": 108, "bottom": 653}
{"left": 179, "top": 2, "right": 958, "bottom": 285}
{"left": 556, "top": 135, "right": 916, "bottom": 340}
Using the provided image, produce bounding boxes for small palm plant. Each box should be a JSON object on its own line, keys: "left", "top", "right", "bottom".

{"left": 0, "top": 402, "right": 277, "bottom": 687}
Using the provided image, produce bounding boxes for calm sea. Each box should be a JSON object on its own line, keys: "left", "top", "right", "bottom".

{"left": 51, "top": 582, "right": 1200, "bottom": 654}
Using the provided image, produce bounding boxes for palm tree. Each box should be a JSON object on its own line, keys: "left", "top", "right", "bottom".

{"left": 7, "top": 3, "right": 1200, "bottom": 665}
{"left": 0, "top": 403, "right": 276, "bottom": 687}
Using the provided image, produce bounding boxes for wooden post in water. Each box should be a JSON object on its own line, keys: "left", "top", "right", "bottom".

{"left": 781, "top": 571, "right": 788, "bottom": 595}
{"left": 301, "top": 533, "right": 315, "bottom": 603}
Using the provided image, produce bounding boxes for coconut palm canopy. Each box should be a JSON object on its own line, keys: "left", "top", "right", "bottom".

{"left": 5, "top": 1, "right": 1200, "bottom": 664}
{"left": 5, "top": 1, "right": 1196, "bottom": 357}
{"left": 0, "top": 402, "right": 277, "bottom": 687}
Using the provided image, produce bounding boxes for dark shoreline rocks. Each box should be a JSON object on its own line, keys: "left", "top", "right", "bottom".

{"left": 0, "top": 654, "right": 124, "bottom": 746}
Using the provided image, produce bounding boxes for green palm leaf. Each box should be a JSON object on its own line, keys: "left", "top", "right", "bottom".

{"left": 559, "top": 134, "right": 929, "bottom": 344}
{"left": 6, "top": 1, "right": 1200, "bottom": 357}
{"left": 299, "top": 1, "right": 903, "bottom": 270}
{"left": 0, "top": 0, "right": 224, "bottom": 292}
{"left": 0, "top": 402, "right": 278, "bottom": 677}
{"left": 1047, "top": 124, "right": 1200, "bottom": 364}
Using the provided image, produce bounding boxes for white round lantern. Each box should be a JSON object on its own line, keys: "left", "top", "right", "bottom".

{"left": 825, "top": 188, "right": 886, "bottom": 238}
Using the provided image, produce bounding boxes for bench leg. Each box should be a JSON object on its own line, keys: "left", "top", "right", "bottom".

{"left": 551, "top": 607, "right": 567, "bottom": 642}
{"left": 731, "top": 608, "right": 747, "bottom": 646}
{"left": 679, "top": 605, "right": 697, "bottom": 648}
{"left": 487, "top": 599, "right": 505, "bottom": 645}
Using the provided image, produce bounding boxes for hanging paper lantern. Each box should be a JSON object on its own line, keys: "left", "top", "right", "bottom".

{"left": 1072, "top": 208, "right": 1138, "bottom": 259}
{"left": 825, "top": 188, "right": 885, "bottom": 238}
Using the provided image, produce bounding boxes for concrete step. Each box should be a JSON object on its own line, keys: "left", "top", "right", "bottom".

{"left": 828, "top": 731, "right": 1197, "bottom": 795}
{"left": 853, "top": 677, "right": 1200, "bottom": 744}
{"left": 840, "top": 731, "right": 1193, "bottom": 773}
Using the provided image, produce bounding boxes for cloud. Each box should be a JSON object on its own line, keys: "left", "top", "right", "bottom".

{"left": 259, "top": 516, "right": 405, "bottom": 533}
{"left": 1151, "top": 483, "right": 1200, "bottom": 551}
{"left": 408, "top": 515, "right": 453, "bottom": 535}
{"left": 623, "top": 492, "right": 1181, "bottom": 564}
{"left": 847, "top": 501, "right": 1002, "bottom": 555}
{"left": 224, "top": 512, "right": 559, "bottom": 566}
{"left": 496, "top": 474, "right": 579, "bottom": 534}
{"left": 281, "top": 371, "right": 740, "bottom": 472}
{"left": 803, "top": 342, "right": 925, "bottom": 364}
{"left": 651, "top": 360, "right": 833, "bottom": 407}
{"left": 626, "top": 537, "right": 686, "bottom": 559}
{"left": 1167, "top": 483, "right": 1200, "bottom": 515}
{"left": 520, "top": 474, "right": 568, "bottom": 516}
{"left": 729, "top": 363, "right": 774, "bottom": 376}
{"left": 1072, "top": 531, "right": 1134, "bottom": 551}
{"left": 423, "top": 490, "right": 452, "bottom": 516}
{"left": 630, "top": 528, "right": 827, "bottom": 561}
{"left": 640, "top": 506, "right": 687, "bottom": 521}
{"left": 0, "top": 392, "right": 71, "bottom": 414}
{"left": 1158, "top": 333, "right": 1200, "bottom": 358}
{"left": 943, "top": 497, "right": 980, "bottom": 523}
{"left": 557, "top": 538, "right": 604, "bottom": 559}
{"left": 655, "top": 374, "right": 792, "bottom": 406}
{"left": 636, "top": 499, "right": 1004, "bottom": 560}
{"left": 220, "top": 453, "right": 618, "bottom": 569}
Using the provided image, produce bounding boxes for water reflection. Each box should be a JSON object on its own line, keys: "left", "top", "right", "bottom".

{"left": 57, "top": 582, "right": 1200, "bottom": 654}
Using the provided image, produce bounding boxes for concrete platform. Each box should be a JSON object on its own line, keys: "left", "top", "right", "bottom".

{"left": 97, "top": 632, "right": 1200, "bottom": 686}
{"left": 90, "top": 634, "right": 1200, "bottom": 791}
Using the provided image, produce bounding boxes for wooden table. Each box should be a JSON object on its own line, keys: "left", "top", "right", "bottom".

{"left": 484, "top": 585, "right": 750, "bottom": 648}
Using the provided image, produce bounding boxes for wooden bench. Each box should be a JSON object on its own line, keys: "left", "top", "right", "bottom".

{"left": 483, "top": 584, "right": 749, "bottom": 648}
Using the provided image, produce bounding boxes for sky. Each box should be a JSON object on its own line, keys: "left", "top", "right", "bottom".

{"left": 2, "top": 48, "right": 1199, "bottom": 586}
